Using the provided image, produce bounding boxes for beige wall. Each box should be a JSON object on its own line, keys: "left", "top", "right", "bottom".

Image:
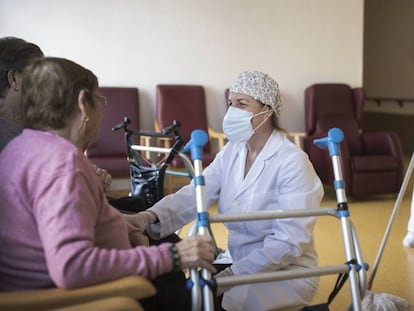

{"left": 0, "top": 0, "right": 364, "bottom": 132}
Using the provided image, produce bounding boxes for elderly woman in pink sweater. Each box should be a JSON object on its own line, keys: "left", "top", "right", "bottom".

{"left": 0, "top": 57, "right": 216, "bottom": 311}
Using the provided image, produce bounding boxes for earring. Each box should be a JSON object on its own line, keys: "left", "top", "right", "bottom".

{"left": 82, "top": 115, "right": 90, "bottom": 122}
{"left": 14, "top": 87, "right": 18, "bottom": 91}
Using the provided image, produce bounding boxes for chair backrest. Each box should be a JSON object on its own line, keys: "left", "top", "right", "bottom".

{"left": 305, "top": 83, "right": 365, "bottom": 155}
{"left": 87, "top": 87, "right": 139, "bottom": 177}
{"left": 156, "top": 84, "right": 211, "bottom": 153}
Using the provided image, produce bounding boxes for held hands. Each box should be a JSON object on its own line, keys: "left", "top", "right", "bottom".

{"left": 125, "top": 213, "right": 217, "bottom": 274}
{"left": 124, "top": 211, "right": 158, "bottom": 247}
{"left": 125, "top": 211, "right": 158, "bottom": 232}
{"left": 175, "top": 235, "right": 217, "bottom": 274}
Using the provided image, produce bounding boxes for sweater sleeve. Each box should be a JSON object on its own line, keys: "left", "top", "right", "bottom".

{"left": 33, "top": 166, "right": 173, "bottom": 289}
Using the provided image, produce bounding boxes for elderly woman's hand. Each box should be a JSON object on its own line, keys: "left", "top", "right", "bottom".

{"left": 175, "top": 235, "right": 217, "bottom": 274}
{"left": 93, "top": 165, "right": 112, "bottom": 192}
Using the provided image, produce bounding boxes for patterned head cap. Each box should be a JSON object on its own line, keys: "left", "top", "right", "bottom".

{"left": 229, "top": 70, "right": 282, "bottom": 117}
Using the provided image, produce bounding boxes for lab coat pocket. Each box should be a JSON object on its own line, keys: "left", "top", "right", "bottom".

{"left": 242, "top": 191, "right": 277, "bottom": 235}
{"left": 249, "top": 191, "right": 277, "bottom": 212}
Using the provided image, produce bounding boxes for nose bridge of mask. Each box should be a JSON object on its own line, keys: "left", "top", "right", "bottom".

{"left": 225, "top": 106, "right": 254, "bottom": 120}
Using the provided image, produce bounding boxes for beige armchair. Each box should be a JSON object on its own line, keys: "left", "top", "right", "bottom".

{"left": 0, "top": 275, "right": 155, "bottom": 311}
{"left": 286, "top": 131, "right": 307, "bottom": 150}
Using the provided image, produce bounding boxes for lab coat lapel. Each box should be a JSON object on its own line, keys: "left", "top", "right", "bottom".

{"left": 234, "top": 131, "right": 282, "bottom": 198}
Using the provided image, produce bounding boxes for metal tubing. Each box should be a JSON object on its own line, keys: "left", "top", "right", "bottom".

{"left": 192, "top": 159, "right": 214, "bottom": 311}
{"left": 331, "top": 154, "right": 362, "bottom": 310}
{"left": 190, "top": 269, "right": 202, "bottom": 311}
{"left": 209, "top": 207, "right": 337, "bottom": 223}
{"left": 184, "top": 131, "right": 215, "bottom": 311}
{"left": 331, "top": 155, "right": 346, "bottom": 203}
{"left": 313, "top": 129, "right": 364, "bottom": 310}
{"left": 350, "top": 222, "right": 367, "bottom": 295}
{"left": 193, "top": 160, "right": 206, "bottom": 214}
{"left": 340, "top": 217, "right": 362, "bottom": 311}
{"left": 130, "top": 145, "right": 195, "bottom": 176}
{"left": 367, "top": 152, "right": 414, "bottom": 290}
{"left": 216, "top": 265, "right": 349, "bottom": 287}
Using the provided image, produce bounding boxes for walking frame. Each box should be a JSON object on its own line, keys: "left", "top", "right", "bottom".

{"left": 112, "top": 117, "right": 194, "bottom": 209}
{"left": 128, "top": 125, "right": 368, "bottom": 310}
{"left": 184, "top": 127, "right": 367, "bottom": 311}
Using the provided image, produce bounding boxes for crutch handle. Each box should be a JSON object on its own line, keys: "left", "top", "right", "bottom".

{"left": 313, "top": 128, "right": 344, "bottom": 156}
{"left": 183, "top": 129, "right": 209, "bottom": 160}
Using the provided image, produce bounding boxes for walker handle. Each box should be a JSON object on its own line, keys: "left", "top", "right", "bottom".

{"left": 313, "top": 127, "right": 344, "bottom": 156}
{"left": 183, "top": 129, "right": 209, "bottom": 160}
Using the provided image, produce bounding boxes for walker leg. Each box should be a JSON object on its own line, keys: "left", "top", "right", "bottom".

{"left": 184, "top": 130, "right": 215, "bottom": 311}
{"left": 314, "top": 128, "right": 365, "bottom": 311}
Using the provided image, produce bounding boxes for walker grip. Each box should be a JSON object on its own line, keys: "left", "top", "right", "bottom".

{"left": 313, "top": 128, "right": 344, "bottom": 156}
{"left": 183, "top": 129, "right": 208, "bottom": 160}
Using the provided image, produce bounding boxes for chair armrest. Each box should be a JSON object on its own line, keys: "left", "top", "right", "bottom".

{"left": 287, "top": 132, "right": 307, "bottom": 149}
{"left": 139, "top": 135, "right": 152, "bottom": 147}
{"left": 55, "top": 296, "right": 144, "bottom": 311}
{"left": 361, "top": 131, "right": 403, "bottom": 157}
{"left": 154, "top": 120, "right": 173, "bottom": 148}
{"left": 0, "top": 276, "right": 155, "bottom": 311}
{"left": 208, "top": 128, "right": 227, "bottom": 151}
{"left": 138, "top": 135, "right": 154, "bottom": 159}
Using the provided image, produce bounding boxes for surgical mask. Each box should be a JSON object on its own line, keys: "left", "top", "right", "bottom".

{"left": 222, "top": 106, "right": 271, "bottom": 143}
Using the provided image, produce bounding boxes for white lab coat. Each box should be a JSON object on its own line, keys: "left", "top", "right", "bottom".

{"left": 150, "top": 130, "right": 324, "bottom": 311}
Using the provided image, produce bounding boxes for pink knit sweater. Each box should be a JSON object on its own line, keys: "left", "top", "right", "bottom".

{"left": 0, "top": 129, "right": 173, "bottom": 291}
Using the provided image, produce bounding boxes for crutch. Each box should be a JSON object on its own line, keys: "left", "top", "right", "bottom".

{"left": 183, "top": 129, "right": 215, "bottom": 311}
{"left": 313, "top": 127, "right": 365, "bottom": 311}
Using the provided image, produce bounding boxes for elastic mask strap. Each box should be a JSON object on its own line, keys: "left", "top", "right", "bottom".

{"left": 252, "top": 110, "right": 272, "bottom": 132}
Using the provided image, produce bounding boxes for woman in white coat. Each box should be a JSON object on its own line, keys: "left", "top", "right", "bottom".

{"left": 128, "top": 70, "right": 324, "bottom": 311}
